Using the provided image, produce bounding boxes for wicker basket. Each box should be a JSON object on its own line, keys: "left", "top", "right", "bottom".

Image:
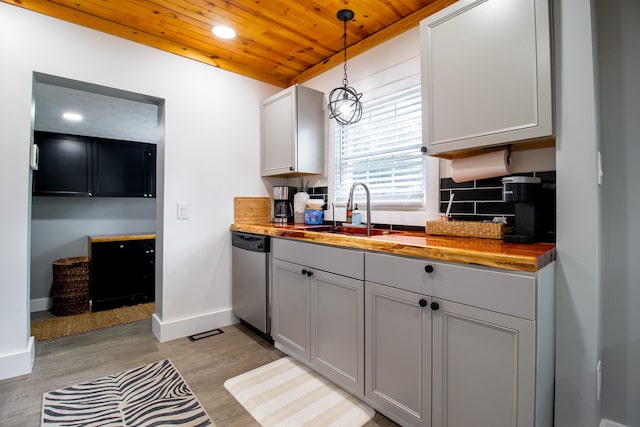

{"left": 51, "top": 256, "right": 90, "bottom": 316}
{"left": 426, "top": 220, "right": 509, "bottom": 240}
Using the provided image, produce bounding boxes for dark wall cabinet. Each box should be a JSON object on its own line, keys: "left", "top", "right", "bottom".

{"left": 89, "top": 236, "right": 155, "bottom": 312}
{"left": 33, "top": 131, "right": 156, "bottom": 198}
{"left": 32, "top": 133, "right": 93, "bottom": 196}
{"left": 94, "top": 140, "right": 156, "bottom": 197}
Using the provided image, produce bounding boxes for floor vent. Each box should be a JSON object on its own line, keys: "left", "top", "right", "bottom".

{"left": 188, "top": 328, "right": 224, "bottom": 342}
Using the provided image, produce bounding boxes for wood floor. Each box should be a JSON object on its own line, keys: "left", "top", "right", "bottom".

{"left": 0, "top": 320, "right": 398, "bottom": 426}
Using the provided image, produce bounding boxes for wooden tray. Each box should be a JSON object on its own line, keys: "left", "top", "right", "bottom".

{"left": 426, "top": 220, "right": 510, "bottom": 240}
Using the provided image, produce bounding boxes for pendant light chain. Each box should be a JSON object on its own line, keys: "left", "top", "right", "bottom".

{"left": 342, "top": 18, "right": 349, "bottom": 88}
{"left": 328, "top": 9, "right": 363, "bottom": 126}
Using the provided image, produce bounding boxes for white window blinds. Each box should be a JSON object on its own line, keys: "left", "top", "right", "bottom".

{"left": 334, "top": 84, "right": 425, "bottom": 209}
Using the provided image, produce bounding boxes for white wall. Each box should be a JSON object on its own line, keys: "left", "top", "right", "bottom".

{"left": 597, "top": 0, "right": 640, "bottom": 425}
{"left": 553, "top": 0, "right": 603, "bottom": 425}
{"left": 0, "top": 2, "right": 278, "bottom": 378}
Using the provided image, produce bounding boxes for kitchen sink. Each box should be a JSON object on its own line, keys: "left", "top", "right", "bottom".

{"left": 291, "top": 224, "right": 404, "bottom": 237}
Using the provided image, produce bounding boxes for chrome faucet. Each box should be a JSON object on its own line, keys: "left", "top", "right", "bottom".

{"left": 347, "top": 182, "right": 372, "bottom": 236}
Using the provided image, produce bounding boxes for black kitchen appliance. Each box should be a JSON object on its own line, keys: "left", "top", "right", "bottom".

{"left": 502, "top": 176, "right": 542, "bottom": 243}
{"left": 272, "top": 186, "right": 294, "bottom": 223}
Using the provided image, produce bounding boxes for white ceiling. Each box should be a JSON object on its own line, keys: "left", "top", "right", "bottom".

{"left": 33, "top": 76, "right": 161, "bottom": 144}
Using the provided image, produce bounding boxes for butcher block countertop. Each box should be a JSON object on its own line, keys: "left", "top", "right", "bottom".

{"left": 88, "top": 233, "right": 156, "bottom": 243}
{"left": 230, "top": 222, "right": 556, "bottom": 273}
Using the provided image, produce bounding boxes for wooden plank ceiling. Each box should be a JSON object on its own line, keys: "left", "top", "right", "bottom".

{"left": 2, "top": 0, "right": 457, "bottom": 87}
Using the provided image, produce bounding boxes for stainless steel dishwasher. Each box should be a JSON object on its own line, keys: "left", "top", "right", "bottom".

{"left": 231, "top": 232, "right": 271, "bottom": 338}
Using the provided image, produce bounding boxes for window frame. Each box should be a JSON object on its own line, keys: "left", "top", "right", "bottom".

{"left": 327, "top": 73, "right": 440, "bottom": 227}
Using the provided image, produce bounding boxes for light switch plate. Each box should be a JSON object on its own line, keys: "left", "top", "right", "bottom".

{"left": 177, "top": 202, "right": 189, "bottom": 219}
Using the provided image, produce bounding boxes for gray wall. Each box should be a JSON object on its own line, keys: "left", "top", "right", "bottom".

{"left": 598, "top": 0, "right": 640, "bottom": 425}
{"left": 553, "top": 0, "right": 603, "bottom": 425}
{"left": 30, "top": 197, "right": 156, "bottom": 301}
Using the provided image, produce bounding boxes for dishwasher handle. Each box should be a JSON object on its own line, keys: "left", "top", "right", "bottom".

{"left": 232, "top": 232, "right": 270, "bottom": 252}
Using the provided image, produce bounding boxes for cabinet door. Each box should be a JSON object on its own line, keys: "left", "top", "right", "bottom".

{"left": 90, "top": 239, "right": 155, "bottom": 312}
{"left": 431, "top": 298, "right": 535, "bottom": 427}
{"left": 365, "top": 281, "right": 431, "bottom": 427}
{"left": 311, "top": 270, "right": 364, "bottom": 396}
{"left": 261, "top": 87, "right": 296, "bottom": 176}
{"left": 420, "top": 0, "right": 552, "bottom": 155}
{"left": 32, "top": 132, "right": 93, "bottom": 196}
{"left": 94, "top": 139, "right": 156, "bottom": 197}
{"left": 272, "top": 258, "right": 310, "bottom": 360}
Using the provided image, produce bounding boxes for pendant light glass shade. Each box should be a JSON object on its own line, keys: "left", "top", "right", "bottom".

{"left": 328, "top": 10, "right": 363, "bottom": 126}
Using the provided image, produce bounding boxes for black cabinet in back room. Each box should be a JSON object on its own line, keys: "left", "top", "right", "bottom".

{"left": 33, "top": 131, "right": 156, "bottom": 198}
{"left": 94, "top": 139, "right": 156, "bottom": 198}
{"left": 32, "top": 132, "right": 93, "bottom": 196}
{"left": 89, "top": 236, "right": 155, "bottom": 312}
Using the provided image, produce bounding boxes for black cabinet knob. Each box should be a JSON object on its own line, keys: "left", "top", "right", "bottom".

{"left": 420, "top": 146, "right": 427, "bottom": 153}
{"left": 306, "top": 270, "right": 314, "bottom": 277}
{"left": 419, "top": 299, "right": 427, "bottom": 307}
{"left": 301, "top": 269, "right": 308, "bottom": 276}
{"left": 289, "top": 166, "right": 295, "bottom": 171}
{"left": 430, "top": 302, "right": 440, "bottom": 311}
{"left": 424, "top": 265, "right": 434, "bottom": 273}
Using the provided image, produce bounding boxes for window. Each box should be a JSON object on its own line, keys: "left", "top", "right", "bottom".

{"left": 334, "top": 84, "right": 425, "bottom": 209}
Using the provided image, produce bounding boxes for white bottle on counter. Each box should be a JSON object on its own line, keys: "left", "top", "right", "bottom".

{"left": 351, "top": 205, "right": 361, "bottom": 225}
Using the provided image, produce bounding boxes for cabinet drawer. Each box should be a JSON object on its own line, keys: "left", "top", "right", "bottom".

{"left": 365, "top": 252, "right": 536, "bottom": 320}
{"left": 273, "top": 238, "right": 364, "bottom": 280}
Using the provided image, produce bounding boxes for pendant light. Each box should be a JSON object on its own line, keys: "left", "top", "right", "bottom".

{"left": 328, "top": 9, "right": 363, "bottom": 125}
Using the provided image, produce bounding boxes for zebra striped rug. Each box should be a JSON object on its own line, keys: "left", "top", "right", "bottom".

{"left": 224, "top": 357, "right": 375, "bottom": 427}
{"left": 41, "top": 359, "right": 213, "bottom": 426}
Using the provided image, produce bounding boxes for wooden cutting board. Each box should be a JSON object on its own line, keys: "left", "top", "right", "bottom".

{"left": 234, "top": 197, "right": 271, "bottom": 224}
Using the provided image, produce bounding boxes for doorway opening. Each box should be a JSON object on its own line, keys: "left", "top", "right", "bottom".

{"left": 29, "top": 72, "right": 164, "bottom": 340}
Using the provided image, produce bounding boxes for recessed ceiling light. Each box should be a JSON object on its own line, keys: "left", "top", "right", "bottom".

{"left": 62, "top": 112, "right": 83, "bottom": 122}
{"left": 212, "top": 25, "right": 236, "bottom": 39}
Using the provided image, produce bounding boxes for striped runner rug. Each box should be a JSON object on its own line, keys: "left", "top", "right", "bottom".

{"left": 224, "top": 357, "right": 375, "bottom": 427}
{"left": 41, "top": 359, "right": 213, "bottom": 426}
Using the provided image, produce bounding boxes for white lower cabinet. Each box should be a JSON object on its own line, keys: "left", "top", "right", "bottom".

{"left": 431, "top": 299, "right": 535, "bottom": 427}
{"left": 311, "top": 269, "right": 364, "bottom": 395}
{"left": 272, "top": 239, "right": 365, "bottom": 396}
{"left": 365, "top": 281, "right": 432, "bottom": 427}
{"left": 272, "top": 258, "right": 311, "bottom": 360}
{"left": 365, "top": 251, "right": 554, "bottom": 427}
{"left": 271, "top": 239, "right": 554, "bottom": 427}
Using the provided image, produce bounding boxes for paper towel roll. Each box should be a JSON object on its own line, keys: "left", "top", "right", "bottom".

{"left": 450, "top": 148, "right": 511, "bottom": 183}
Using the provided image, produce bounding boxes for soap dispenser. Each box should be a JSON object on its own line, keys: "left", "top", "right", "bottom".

{"left": 351, "top": 204, "right": 362, "bottom": 225}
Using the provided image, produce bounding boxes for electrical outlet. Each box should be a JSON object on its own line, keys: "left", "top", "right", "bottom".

{"left": 177, "top": 203, "right": 189, "bottom": 220}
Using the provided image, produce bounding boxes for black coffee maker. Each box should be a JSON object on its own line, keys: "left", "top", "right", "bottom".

{"left": 502, "top": 177, "right": 542, "bottom": 243}
{"left": 272, "top": 186, "right": 294, "bottom": 224}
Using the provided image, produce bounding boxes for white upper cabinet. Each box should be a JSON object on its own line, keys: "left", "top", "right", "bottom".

{"left": 420, "top": 0, "right": 553, "bottom": 156}
{"left": 261, "top": 85, "right": 324, "bottom": 177}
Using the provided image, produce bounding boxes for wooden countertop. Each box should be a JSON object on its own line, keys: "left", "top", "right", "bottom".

{"left": 230, "top": 222, "right": 556, "bottom": 273}
{"left": 88, "top": 233, "right": 156, "bottom": 243}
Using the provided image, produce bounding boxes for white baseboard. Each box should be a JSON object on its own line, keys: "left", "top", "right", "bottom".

{"left": 30, "top": 297, "right": 52, "bottom": 312}
{"left": 601, "top": 419, "right": 629, "bottom": 427}
{"left": 151, "top": 308, "right": 237, "bottom": 342}
{"left": 0, "top": 337, "right": 35, "bottom": 380}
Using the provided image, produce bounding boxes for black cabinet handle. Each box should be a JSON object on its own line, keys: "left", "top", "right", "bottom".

{"left": 419, "top": 299, "right": 427, "bottom": 307}
{"left": 424, "top": 265, "right": 434, "bottom": 273}
{"left": 301, "top": 269, "right": 308, "bottom": 275}
{"left": 430, "top": 302, "right": 440, "bottom": 311}
{"left": 289, "top": 166, "right": 295, "bottom": 171}
{"left": 306, "top": 270, "right": 314, "bottom": 277}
